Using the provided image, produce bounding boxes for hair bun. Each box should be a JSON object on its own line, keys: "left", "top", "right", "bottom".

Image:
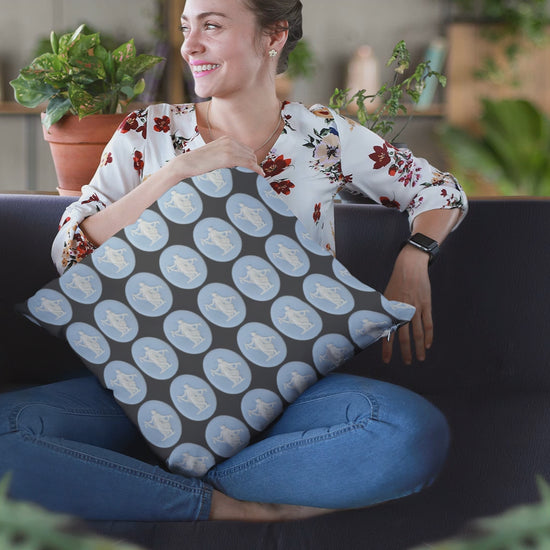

{"left": 245, "top": 0, "right": 304, "bottom": 74}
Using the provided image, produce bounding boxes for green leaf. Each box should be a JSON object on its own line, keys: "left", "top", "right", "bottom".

{"left": 133, "top": 78, "right": 146, "bottom": 96}
{"left": 9, "top": 74, "right": 55, "bottom": 107}
{"left": 480, "top": 99, "right": 550, "bottom": 193}
{"left": 11, "top": 23, "right": 163, "bottom": 119}
{"left": 112, "top": 38, "right": 136, "bottom": 64}
{"left": 438, "top": 98, "right": 550, "bottom": 196}
{"left": 20, "top": 53, "right": 69, "bottom": 86}
{"left": 120, "top": 85, "right": 135, "bottom": 98}
{"left": 50, "top": 30, "right": 59, "bottom": 55}
{"left": 438, "top": 124, "right": 506, "bottom": 182}
{"left": 42, "top": 95, "right": 72, "bottom": 128}
{"left": 94, "top": 45, "right": 115, "bottom": 81}
{"left": 67, "top": 32, "right": 100, "bottom": 61}
{"left": 69, "top": 83, "right": 111, "bottom": 116}
{"left": 69, "top": 55, "right": 107, "bottom": 83}
{"left": 69, "top": 23, "right": 87, "bottom": 45}
{"left": 116, "top": 54, "right": 164, "bottom": 81}
{"left": 57, "top": 24, "right": 87, "bottom": 57}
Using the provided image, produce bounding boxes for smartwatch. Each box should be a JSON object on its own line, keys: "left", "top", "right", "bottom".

{"left": 401, "top": 233, "right": 439, "bottom": 265}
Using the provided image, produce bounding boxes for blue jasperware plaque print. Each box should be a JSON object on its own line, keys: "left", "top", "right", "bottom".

{"left": 21, "top": 168, "right": 415, "bottom": 478}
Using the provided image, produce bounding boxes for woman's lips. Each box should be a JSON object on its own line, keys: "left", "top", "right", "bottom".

{"left": 190, "top": 63, "right": 221, "bottom": 77}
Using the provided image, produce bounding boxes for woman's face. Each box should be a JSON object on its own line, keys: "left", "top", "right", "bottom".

{"left": 180, "top": 0, "right": 270, "bottom": 100}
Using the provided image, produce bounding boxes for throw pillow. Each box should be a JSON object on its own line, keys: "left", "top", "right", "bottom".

{"left": 20, "top": 167, "right": 414, "bottom": 477}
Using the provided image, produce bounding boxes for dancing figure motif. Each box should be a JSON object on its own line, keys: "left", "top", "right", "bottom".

{"left": 201, "top": 227, "right": 235, "bottom": 255}
{"left": 272, "top": 243, "right": 304, "bottom": 271}
{"left": 278, "top": 305, "right": 314, "bottom": 334}
{"left": 110, "top": 369, "right": 142, "bottom": 399}
{"left": 74, "top": 330, "right": 105, "bottom": 359}
{"left": 132, "top": 282, "right": 166, "bottom": 310}
{"left": 34, "top": 297, "right": 67, "bottom": 320}
{"left": 234, "top": 203, "right": 267, "bottom": 232}
{"left": 239, "top": 265, "right": 273, "bottom": 295}
{"left": 176, "top": 384, "right": 211, "bottom": 415}
{"left": 95, "top": 246, "right": 130, "bottom": 273}
{"left": 144, "top": 410, "right": 176, "bottom": 441}
{"left": 164, "top": 190, "right": 196, "bottom": 217}
{"left": 210, "top": 357, "right": 245, "bottom": 388}
{"left": 130, "top": 218, "right": 162, "bottom": 245}
{"left": 171, "top": 320, "right": 206, "bottom": 348}
{"left": 65, "top": 272, "right": 96, "bottom": 299}
{"left": 244, "top": 332, "right": 280, "bottom": 361}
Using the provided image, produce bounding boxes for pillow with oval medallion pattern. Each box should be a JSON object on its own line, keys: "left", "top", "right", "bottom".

{"left": 20, "top": 167, "right": 414, "bottom": 478}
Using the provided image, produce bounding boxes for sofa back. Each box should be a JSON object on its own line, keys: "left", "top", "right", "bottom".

{"left": 1, "top": 194, "right": 548, "bottom": 394}
{"left": 335, "top": 199, "right": 550, "bottom": 395}
{"left": 0, "top": 194, "right": 74, "bottom": 304}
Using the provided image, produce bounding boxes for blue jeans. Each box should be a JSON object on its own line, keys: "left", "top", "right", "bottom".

{"left": 0, "top": 373, "right": 449, "bottom": 521}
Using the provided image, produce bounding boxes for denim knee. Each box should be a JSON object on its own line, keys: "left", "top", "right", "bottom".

{"left": 206, "top": 375, "right": 450, "bottom": 509}
{"left": 317, "top": 375, "right": 450, "bottom": 501}
{"left": 375, "top": 386, "right": 450, "bottom": 497}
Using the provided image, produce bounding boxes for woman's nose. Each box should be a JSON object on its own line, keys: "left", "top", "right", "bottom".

{"left": 181, "top": 30, "right": 204, "bottom": 57}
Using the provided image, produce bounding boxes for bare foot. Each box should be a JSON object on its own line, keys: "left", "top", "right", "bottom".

{"left": 209, "top": 490, "right": 335, "bottom": 522}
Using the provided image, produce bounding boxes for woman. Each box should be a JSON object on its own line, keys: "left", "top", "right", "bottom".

{"left": 0, "top": 0, "right": 467, "bottom": 522}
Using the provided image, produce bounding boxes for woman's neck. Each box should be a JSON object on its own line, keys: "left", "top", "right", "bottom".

{"left": 198, "top": 91, "right": 283, "bottom": 151}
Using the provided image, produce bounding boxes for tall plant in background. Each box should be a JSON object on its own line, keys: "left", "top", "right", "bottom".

{"left": 329, "top": 40, "right": 446, "bottom": 143}
{"left": 438, "top": 98, "right": 550, "bottom": 196}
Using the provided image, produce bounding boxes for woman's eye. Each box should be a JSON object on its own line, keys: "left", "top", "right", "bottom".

{"left": 179, "top": 25, "right": 189, "bottom": 34}
{"left": 205, "top": 23, "right": 219, "bottom": 30}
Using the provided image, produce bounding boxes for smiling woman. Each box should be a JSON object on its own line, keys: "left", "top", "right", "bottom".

{"left": 0, "top": 0, "right": 468, "bottom": 525}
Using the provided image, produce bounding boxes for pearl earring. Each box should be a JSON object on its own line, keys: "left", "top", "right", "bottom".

{"left": 269, "top": 49, "right": 277, "bottom": 58}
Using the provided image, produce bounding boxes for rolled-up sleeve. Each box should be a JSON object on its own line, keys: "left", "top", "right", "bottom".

{"left": 51, "top": 108, "right": 149, "bottom": 274}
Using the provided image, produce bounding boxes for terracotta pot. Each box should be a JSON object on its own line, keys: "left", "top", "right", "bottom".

{"left": 42, "top": 113, "right": 126, "bottom": 196}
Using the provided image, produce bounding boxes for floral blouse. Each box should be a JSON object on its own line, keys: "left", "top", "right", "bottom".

{"left": 51, "top": 101, "right": 468, "bottom": 274}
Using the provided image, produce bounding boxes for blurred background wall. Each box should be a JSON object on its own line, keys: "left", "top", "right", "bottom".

{"left": 1, "top": 0, "right": 549, "bottom": 196}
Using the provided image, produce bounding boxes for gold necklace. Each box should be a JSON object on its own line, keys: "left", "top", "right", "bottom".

{"left": 205, "top": 101, "right": 284, "bottom": 153}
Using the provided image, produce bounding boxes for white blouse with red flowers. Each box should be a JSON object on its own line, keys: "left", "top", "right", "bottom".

{"left": 51, "top": 102, "right": 467, "bottom": 274}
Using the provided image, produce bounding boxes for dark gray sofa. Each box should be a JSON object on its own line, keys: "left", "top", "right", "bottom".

{"left": 1, "top": 194, "right": 549, "bottom": 550}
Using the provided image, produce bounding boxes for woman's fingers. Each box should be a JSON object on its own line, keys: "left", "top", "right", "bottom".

{"left": 206, "top": 137, "right": 265, "bottom": 176}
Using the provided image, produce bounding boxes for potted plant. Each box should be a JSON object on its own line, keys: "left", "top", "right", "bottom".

{"left": 329, "top": 40, "right": 447, "bottom": 144}
{"left": 10, "top": 24, "right": 164, "bottom": 195}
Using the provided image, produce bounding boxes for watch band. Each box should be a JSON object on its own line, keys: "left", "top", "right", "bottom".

{"left": 400, "top": 233, "right": 439, "bottom": 265}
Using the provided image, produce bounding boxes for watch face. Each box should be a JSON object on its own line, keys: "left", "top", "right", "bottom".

{"left": 411, "top": 233, "right": 438, "bottom": 251}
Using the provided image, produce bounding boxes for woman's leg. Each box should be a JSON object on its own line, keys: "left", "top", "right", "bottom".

{"left": 0, "top": 376, "right": 212, "bottom": 521}
{"left": 206, "top": 373, "right": 450, "bottom": 510}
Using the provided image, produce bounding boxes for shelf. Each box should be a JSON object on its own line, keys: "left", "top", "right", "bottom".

{"left": 0, "top": 102, "right": 44, "bottom": 115}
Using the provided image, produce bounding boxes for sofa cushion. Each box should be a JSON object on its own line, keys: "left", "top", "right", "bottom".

{"left": 19, "top": 168, "right": 414, "bottom": 476}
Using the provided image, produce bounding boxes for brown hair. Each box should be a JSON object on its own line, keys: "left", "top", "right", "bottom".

{"left": 243, "top": 0, "right": 303, "bottom": 74}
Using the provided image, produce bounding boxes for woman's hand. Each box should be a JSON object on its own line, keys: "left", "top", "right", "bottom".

{"left": 381, "top": 245, "right": 433, "bottom": 365}
{"left": 166, "top": 136, "right": 266, "bottom": 180}
{"left": 381, "top": 208, "right": 462, "bottom": 365}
